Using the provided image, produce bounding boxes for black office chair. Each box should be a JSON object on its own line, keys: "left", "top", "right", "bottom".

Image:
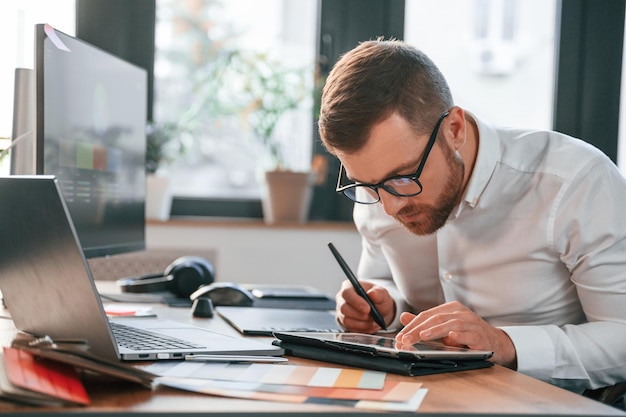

{"left": 584, "top": 381, "right": 626, "bottom": 410}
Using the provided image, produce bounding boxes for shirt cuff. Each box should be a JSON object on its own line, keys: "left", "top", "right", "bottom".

{"left": 387, "top": 299, "right": 408, "bottom": 332}
{"left": 366, "top": 278, "right": 407, "bottom": 332}
{"left": 498, "top": 325, "right": 555, "bottom": 382}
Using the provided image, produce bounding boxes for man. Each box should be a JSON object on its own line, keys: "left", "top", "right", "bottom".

{"left": 318, "top": 39, "right": 626, "bottom": 394}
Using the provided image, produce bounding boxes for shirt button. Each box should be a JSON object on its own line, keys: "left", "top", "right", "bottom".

{"left": 443, "top": 272, "right": 453, "bottom": 281}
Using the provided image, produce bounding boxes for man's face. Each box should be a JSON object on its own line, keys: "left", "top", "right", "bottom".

{"left": 339, "top": 112, "right": 465, "bottom": 235}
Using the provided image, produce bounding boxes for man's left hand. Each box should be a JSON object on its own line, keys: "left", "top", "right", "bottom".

{"left": 395, "top": 301, "right": 517, "bottom": 368}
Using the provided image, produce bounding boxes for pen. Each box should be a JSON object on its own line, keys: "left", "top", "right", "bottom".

{"left": 327, "top": 242, "right": 387, "bottom": 330}
{"left": 185, "top": 355, "right": 288, "bottom": 363}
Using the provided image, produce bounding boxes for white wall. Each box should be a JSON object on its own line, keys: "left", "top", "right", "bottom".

{"left": 146, "top": 221, "right": 362, "bottom": 296}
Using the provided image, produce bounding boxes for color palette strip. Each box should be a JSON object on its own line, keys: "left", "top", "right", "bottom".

{"left": 157, "top": 376, "right": 427, "bottom": 411}
{"left": 147, "top": 362, "right": 386, "bottom": 389}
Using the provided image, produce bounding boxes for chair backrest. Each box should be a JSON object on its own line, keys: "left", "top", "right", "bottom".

{"left": 583, "top": 381, "right": 626, "bottom": 410}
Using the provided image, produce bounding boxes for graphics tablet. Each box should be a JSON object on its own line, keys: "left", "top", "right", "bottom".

{"left": 273, "top": 331, "right": 493, "bottom": 361}
{"left": 217, "top": 307, "right": 340, "bottom": 336}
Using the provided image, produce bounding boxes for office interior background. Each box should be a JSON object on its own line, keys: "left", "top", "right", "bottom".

{"left": 0, "top": 0, "right": 624, "bottom": 295}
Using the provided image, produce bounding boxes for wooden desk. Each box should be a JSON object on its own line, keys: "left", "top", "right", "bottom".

{"left": 0, "top": 285, "right": 622, "bottom": 416}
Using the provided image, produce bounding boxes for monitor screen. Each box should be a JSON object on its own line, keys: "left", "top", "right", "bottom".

{"left": 32, "top": 24, "right": 147, "bottom": 258}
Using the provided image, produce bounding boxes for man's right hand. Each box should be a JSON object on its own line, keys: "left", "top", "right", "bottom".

{"left": 335, "top": 279, "right": 396, "bottom": 333}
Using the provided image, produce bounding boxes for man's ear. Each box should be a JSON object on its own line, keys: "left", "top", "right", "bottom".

{"left": 445, "top": 106, "right": 466, "bottom": 151}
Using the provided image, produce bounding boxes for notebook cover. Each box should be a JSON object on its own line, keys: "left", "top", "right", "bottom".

{"left": 10, "top": 336, "right": 156, "bottom": 389}
{"left": 3, "top": 347, "right": 90, "bottom": 405}
{"left": 273, "top": 340, "right": 493, "bottom": 376}
{"left": 0, "top": 355, "right": 65, "bottom": 407}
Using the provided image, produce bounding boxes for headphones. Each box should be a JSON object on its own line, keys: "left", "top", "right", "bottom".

{"left": 116, "top": 256, "right": 215, "bottom": 298}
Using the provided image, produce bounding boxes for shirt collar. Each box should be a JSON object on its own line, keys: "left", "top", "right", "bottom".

{"left": 460, "top": 112, "right": 501, "bottom": 209}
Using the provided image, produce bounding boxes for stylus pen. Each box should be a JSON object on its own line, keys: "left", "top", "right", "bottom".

{"left": 327, "top": 242, "right": 387, "bottom": 330}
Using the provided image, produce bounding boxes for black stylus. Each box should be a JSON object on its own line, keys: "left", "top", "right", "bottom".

{"left": 327, "top": 242, "right": 387, "bottom": 330}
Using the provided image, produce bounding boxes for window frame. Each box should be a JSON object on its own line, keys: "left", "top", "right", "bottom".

{"left": 553, "top": 0, "right": 625, "bottom": 163}
{"left": 75, "top": 0, "right": 624, "bottom": 221}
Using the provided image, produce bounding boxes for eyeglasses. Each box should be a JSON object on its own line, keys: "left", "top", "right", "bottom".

{"left": 335, "top": 111, "right": 450, "bottom": 204}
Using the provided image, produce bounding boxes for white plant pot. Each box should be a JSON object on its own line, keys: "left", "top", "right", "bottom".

{"left": 145, "top": 174, "right": 172, "bottom": 221}
{"left": 262, "top": 170, "right": 313, "bottom": 224}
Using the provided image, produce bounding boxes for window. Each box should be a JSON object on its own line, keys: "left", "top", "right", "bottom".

{"left": 0, "top": 0, "right": 75, "bottom": 174}
{"left": 404, "top": 0, "right": 557, "bottom": 130}
{"left": 153, "top": 0, "right": 318, "bottom": 202}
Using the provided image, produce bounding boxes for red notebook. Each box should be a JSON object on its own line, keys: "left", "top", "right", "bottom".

{"left": 3, "top": 347, "right": 89, "bottom": 405}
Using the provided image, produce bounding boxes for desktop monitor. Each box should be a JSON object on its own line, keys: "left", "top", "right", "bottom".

{"left": 11, "top": 24, "right": 147, "bottom": 258}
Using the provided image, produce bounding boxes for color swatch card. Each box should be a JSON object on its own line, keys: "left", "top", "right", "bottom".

{"left": 146, "top": 361, "right": 385, "bottom": 389}
{"left": 157, "top": 376, "right": 427, "bottom": 412}
{"left": 2, "top": 347, "right": 89, "bottom": 405}
{"left": 150, "top": 361, "right": 428, "bottom": 411}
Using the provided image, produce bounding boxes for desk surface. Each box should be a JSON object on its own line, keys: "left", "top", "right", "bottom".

{"left": 0, "top": 283, "right": 622, "bottom": 416}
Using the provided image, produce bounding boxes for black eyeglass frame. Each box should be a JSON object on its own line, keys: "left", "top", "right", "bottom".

{"left": 335, "top": 110, "right": 451, "bottom": 204}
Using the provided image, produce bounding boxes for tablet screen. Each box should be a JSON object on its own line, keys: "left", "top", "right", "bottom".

{"left": 275, "top": 331, "right": 493, "bottom": 360}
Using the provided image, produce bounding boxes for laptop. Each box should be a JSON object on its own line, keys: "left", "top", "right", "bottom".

{"left": 0, "top": 176, "right": 283, "bottom": 361}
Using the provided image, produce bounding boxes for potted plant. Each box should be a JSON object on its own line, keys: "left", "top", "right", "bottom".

{"left": 145, "top": 122, "right": 184, "bottom": 221}
{"left": 181, "top": 49, "right": 314, "bottom": 223}
{"left": 237, "top": 52, "right": 314, "bottom": 223}
{"left": 179, "top": 47, "right": 311, "bottom": 166}
{"left": 146, "top": 121, "right": 182, "bottom": 175}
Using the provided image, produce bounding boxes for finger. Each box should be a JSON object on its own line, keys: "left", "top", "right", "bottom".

{"left": 338, "top": 297, "right": 369, "bottom": 318}
{"left": 397, "top": 310, "right": 443, "bottom": 337}
{"left": 366, "top": 288, "right": 391, "bottom": 311}
{"left": 365, "top": 285, "right": 387, "bottom": 302}
{"left": 365, "top": 287, "right": 396, "bottom": 326}
{"left": 399, "top": 311, "right": 415, "bottom": 326}
{"left": 341, "top": 315, "right": 380, "bottom": 334}
{"left": 397, "top": 302, "right": 476, "bottom": 341}
{"left": 406, "top": 301, "right": 466, "bottom": 322}
{"left": 395, "top": 312, "right": 417, "bottom": 342}
{"left": 336, "top": 285, "right": 370, "bottom": 317}
{"left": 442, "top": 327, "right": 492, "bottom": 350}
{"left": 337, "top": 281, "right": 392, "bottom": 332}
{"left": 337, "top": 298, "right": 380, "bottom": 333}
{"left": 337, "top": 293, "right": 380, "bottom": 330}
{"left": 441, "top": 331, "right": 469, "bottom": 348}
{"left": 408, "top": 312, "right": 489, "bottom": 345}
{"left": 398, "top": 313, "right": 461, "bottom": 344}
{"left": 341, "top": 288, "right": 373, "bottom": 314}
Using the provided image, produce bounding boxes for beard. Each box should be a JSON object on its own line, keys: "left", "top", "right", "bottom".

{"left": 394, "top": 144, "right": 465, "bottom": 236}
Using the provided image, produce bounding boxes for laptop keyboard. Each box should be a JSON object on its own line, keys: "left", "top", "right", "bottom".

{"left": 110, "top": 322, "right": 204, "bottom": 351}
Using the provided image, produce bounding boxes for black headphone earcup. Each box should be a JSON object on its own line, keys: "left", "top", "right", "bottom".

{"left": 164, "top": 256, "right": 216, "bottom": 297}
{"left": 116, "top": 256, "right": 215, "bottom": 296}
{"left": 116, "top": 272, "right": 175, "bottom": 293}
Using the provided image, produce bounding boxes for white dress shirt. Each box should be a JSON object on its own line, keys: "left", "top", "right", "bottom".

{"left": 353, "top": 115, "right": 626, "bottom": 392}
